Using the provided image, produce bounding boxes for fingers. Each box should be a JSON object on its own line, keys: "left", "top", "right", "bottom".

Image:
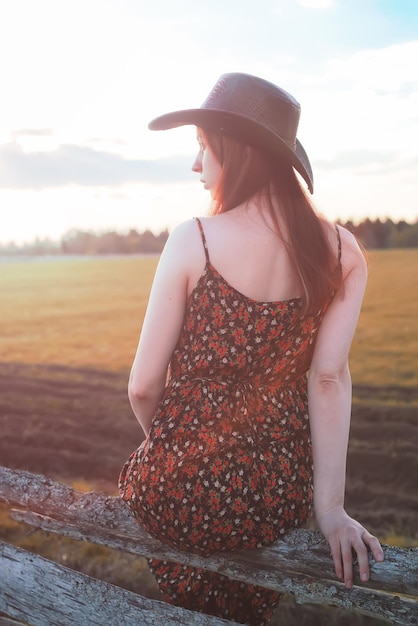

{"left": 329, "top": 537, "right": 343, "bottom": 581}
{"left": 331, "top": 530, "right": 385, "bottom": 589}
{"left": 329, "top": 532, "right": 362, "bottom": 588}
{"left": 341, "top": 538, "right": 357, "bottom": 588}
{"left": 363, "top": 531, "right": 385, "bottom": 563}
{"left": 353, "top": 533, "right": 371, "bottom": 584}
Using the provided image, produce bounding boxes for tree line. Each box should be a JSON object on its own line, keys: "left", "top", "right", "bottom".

{"left": 342, "top": 217, "right": 418, "bottom": 249}
{"left": 1, "top": 217, "right": 417, "bottom": 256}
{"left": 0, "top": 228, "right": 169, "bottom": 256}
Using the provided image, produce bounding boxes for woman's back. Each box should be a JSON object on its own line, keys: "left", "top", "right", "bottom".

{"left": 173, "top": 215, "right": 327, "bottom": 384}
{"left": 186, "top": 205, "right": 339, "bottom": 305}
{"left": 188, "top": 207, "right": 300, "bottom": 302}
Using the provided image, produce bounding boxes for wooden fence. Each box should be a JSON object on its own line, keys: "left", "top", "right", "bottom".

{"left": 0, "top": 466, "right": 417, "bottom": 625}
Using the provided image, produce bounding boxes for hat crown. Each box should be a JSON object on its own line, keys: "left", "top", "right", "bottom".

{"left": 201, "top": 73, "right": 301, "bottom": 150}
{"left": 147, "top": 72, "right": 313, "bottom": 193}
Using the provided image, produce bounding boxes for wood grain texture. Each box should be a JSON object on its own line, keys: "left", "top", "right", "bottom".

{"left": 1, "top": 466, "right": 417, "bottom": 625}
{"left": 0, "top": 543, "right": 237, "bottom": 626}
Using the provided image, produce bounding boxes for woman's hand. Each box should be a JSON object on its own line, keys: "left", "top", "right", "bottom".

{"left": 316, "top": 506, "right": 385, "bottom": 589}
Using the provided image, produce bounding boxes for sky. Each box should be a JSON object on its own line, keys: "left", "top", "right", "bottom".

{"left": 0, "top": 0, "right": 417, "bottom": 244}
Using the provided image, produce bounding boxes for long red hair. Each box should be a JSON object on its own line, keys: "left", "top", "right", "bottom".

{"left": 199, "top": 128, "right": 342, "bottom": 314}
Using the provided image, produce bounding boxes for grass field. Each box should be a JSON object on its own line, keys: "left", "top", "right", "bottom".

{"left": 0, "top": 255, "right": 156, "bottom": 371}
{"left": 0, "top": 251, "right": 417, "bottom": 626}
{"left": 1, "top": 250, "right": 418, "bottom": 386}
{"left": 353, "top": 249, "right": 418, "bottom": 387}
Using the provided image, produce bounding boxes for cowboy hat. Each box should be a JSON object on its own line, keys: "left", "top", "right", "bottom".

{"left": 148, "top": 72, "right": 314, "bottom": 193}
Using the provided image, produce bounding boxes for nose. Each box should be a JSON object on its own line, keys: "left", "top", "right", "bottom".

{"left": 192, "top": 152, "right": 202, "bottom": 173}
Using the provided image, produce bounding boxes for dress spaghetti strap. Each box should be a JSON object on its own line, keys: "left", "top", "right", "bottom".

{"left": 335, "top": 224, "right": 342, "bottom": 274}
{"left": 195, "top": 217, "right": 210, "bottom": 264}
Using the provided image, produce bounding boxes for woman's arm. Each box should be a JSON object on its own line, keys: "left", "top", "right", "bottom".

{"left": 308, "top": 227, "right": 384, "bottom": 588}
{"left": 128, "top": 220, "right": 202, "bottom": 436}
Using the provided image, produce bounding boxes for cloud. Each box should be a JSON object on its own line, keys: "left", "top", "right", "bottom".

{"left": 314, "top": 150, "right": 418, "bottom": 177}
{"left": 315, "top": 149, "right": 399, "bottom": 172}
{"left": 0, "top": 142, "right": 195, "bottom": 189}
{"left": 323, "top": 41, "right": 418, "bottom": 92}
{"left": 12, "top": 128, "right": 54, "bottom": 139}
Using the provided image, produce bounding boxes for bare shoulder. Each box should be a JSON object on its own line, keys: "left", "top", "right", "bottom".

{"left": 338, "top": 224, "right": 367, "bottom": 277}
{"left": 157, "top": 219, "right": 207, "bottom": 293}
{"left": 323, "top": 220, "right": 367, "bottom": 277}
{"left": 337, "top": 224, "right": 364, "bottom": 254}
{"left": 162, "top": 218, "right": 205, "bottom": 262}
{"left": 166, "top": 218, "right": 200, "bottom": 245}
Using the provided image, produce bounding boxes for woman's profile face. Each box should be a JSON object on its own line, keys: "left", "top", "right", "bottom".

{"left": 192, "top": 131, "right": 222, "bottom": 197}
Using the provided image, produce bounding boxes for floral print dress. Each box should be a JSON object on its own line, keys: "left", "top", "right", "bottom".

{"left": 119, "top": 218, "right": 341, "bottom": 625}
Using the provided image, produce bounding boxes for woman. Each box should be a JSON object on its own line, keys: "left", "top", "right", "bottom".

{"left": 119, "top": 73, "right": 384, "bottom": 625}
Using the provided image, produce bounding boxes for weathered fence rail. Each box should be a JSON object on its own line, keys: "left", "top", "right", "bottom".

{"left": 0, "top": 466, "right": 417, "bottom": 625}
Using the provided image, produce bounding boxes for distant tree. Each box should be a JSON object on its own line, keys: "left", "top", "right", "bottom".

{"left": 59, "top": 227, "right": 168, "bottom": 255}
{"left": 95, "top": 231, "right": 126, "bottom": 254}
{"left": 339, "top": 217, "right": 418, "bottom": 249}
{"left": 125, "top": 229, "right": 142, "bottom": 253}
{"left": 23, "top": 237, "right": 60, "bottom": 256}
{"left": 61, "top": 230, "right": 97, "bottom": 254}
{"left": 374, "top": 218, "right": 393, "bottom": 249}
{"left": 139, "top": 229, "right": 165, "bottom": 253}
{"left": 355, "top": 218, "right": 379, "bottom": 248}
{"left": 156, "top": 229, "right": 169, "bottom": 249}
{"left": 390, "top": 222, "right": 418, "bottom": 248}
